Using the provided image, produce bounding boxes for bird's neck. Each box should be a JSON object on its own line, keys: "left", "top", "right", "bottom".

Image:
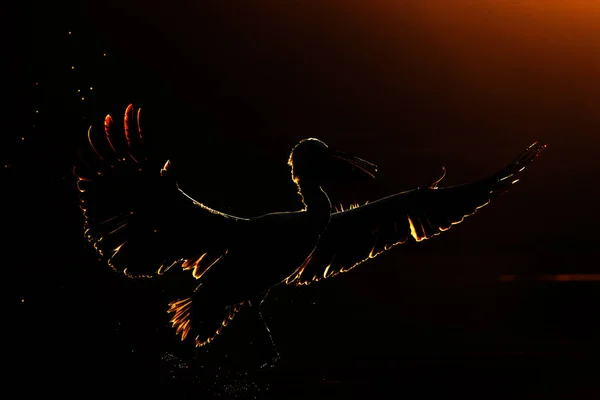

{"left": 298, "top": 181, "right": 331, "bottom": 217}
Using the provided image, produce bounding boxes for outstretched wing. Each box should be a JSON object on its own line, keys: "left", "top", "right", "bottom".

{"left": 283, "top": 142, "right": 546, "bottom": 285}
{"left": 74, "top": 104, "right": 247, "bottom": 279}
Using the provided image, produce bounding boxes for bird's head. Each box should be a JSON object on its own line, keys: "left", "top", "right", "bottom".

{"left": 288, "top": 138, "right": 377, "bottom": 186}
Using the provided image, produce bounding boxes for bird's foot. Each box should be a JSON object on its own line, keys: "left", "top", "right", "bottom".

{"left": 259, "top": 353, "right": 281, "bottom": 369}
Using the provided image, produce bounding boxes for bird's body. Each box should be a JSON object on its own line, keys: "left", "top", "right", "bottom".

{"left": 75, "top": 104, "right": 545, "bottom": 353}
{"left": 156, "top": 206, "right": 330, "bottom": 346}
{"left": 189, "top": 206, "right": 329, "bottom": 304}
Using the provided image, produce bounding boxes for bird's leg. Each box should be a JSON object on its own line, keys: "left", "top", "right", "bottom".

{"left": 251, "top": 291, "right": 280, "bottom": 369}
{"left": 257, "top": 309, "right": 280, "bottom": 368}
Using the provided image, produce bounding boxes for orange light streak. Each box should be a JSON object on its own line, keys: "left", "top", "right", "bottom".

{"left": 87, "top": 126, "right": 104, "bottom": 160}
{"left": 499, "top": 274, "right": 600, "bottom": 282}
{"left": 167, "top": 298, "right": 248, "bottom": 348}
{"left": 103, "top": 115, "right": 119, "bottom": 156}
{"left": 182, "top": 251, "right": 228, "bottom": 279}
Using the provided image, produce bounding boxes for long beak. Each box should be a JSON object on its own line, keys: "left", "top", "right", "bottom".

{"left": 331, "top": 149, "right": 378, "bottom": 179}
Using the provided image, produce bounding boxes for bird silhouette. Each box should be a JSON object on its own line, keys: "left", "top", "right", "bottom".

{"left": 74, "top": 104, "right": 546, "bottom": 361}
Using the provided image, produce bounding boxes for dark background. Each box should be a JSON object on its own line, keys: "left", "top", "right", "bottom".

{"left": 6, "top": 0, "right": 600, "bottom": 398}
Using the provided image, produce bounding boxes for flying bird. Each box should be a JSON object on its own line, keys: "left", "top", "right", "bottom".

{"left": 74, "top": 104, "right": 546, "bottom": 359}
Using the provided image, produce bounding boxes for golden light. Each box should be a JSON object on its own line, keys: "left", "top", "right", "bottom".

{"left": 167, "top": 297, "right": 248, "bottom": 348}
{"left": 407, "top": 215, "right": 424, "bottom": 242}
{"left": 284, "top": 195, "right": 497, "bottom": 286}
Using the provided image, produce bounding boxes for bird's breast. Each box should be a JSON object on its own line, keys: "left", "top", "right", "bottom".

{"left": 239, "top": 211, "right": 328, "bottom": 283}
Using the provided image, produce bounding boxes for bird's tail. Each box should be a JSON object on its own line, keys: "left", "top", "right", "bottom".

{"left": 73, "top": 104, "right": 180, "bottom": 278}
{"left": 167, "top": 289, "right": 248, "bottom": 348}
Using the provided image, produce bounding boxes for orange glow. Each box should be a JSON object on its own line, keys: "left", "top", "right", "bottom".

{"left": 282, "top": 228, "right": 414, "bottom": 285}
{"left": 76, "top": 106, "right": 162, "bottom": 280}
{"left": 282, "top": 251, "right": 314, "bottom": 285}
{"left": 180, "top": 250, "right": 228, "bottom": 280}
{"left": 157, "top": 260, "right": 181, "bottom": 275}
{"left": 178, "top": 188, "right": 246, "bottom": 220}
{"left": 284, "top": 192, "right": 497, "bottom": 285}
{"left": 500, "top": 274, "right": 600, "bottom": 282}
{"left": 407, "top": 215, "right": 424, "bottom": 242}
{"left": 104, "top": 114, "right": 118, "bottom": 156}
{"left": 123, "top": 104, "right": 140, "bottom": 162}
{"left": 136, "top": 108, "right": 143, "bottom": 144}
{"left": 107, "top": 222, "right": 127, "bottom": 236}
{"left": 287, "top": 143, "right": 303, "bottom": 206}
{"left": 368, "top": 241, "right": 378, "bottom": 258}
{"left": 123, "top": 104, "right": 133, "bottom": 148}
{"left": 167, "top": 298, "right": 248, "bottom": 348}
{"left": 160, "top": 160, "right": 171, "bottom": 176}
{"left": 168, "top": 297, "right": 193, "bottom": 340}
{"left": 74, "top": 100, "right": 546, "bottom": 351}
{"left": 122, "top": 268, "right": 155, "bottom": 279}
{"left": 541, "top": 274, "right": 600, "bottom": 282}
{"left": 181, "top": 253, "right": 207, "bottom": 274}
{"left": 323, "top": 262, "right": 333, "bottom": 279}
{"left": 105, "top": 242, "right": 126, "bottom": 272}
{"left": 499, "top": 274, "right": 517, "bottom": 282}
{"left": 428, "top": 166, "right": 447, "bottom": 189}
{"left": 87, "top": 126, "right": 104, "bottom": 161}
{"left": 77, "top": 105, "right": 241, "bottom": 284}
{"left": 334, "top": 201, "right": 367, "bottom": 213}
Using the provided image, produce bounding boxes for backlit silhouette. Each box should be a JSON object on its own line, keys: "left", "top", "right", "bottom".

{"left": 74, "top": 104, "right": 546, "bottom": 355}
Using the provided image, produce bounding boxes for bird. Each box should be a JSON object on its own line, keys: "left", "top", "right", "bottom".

{"left": 74, "top": 104, "right": 546, "bottom": 359}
